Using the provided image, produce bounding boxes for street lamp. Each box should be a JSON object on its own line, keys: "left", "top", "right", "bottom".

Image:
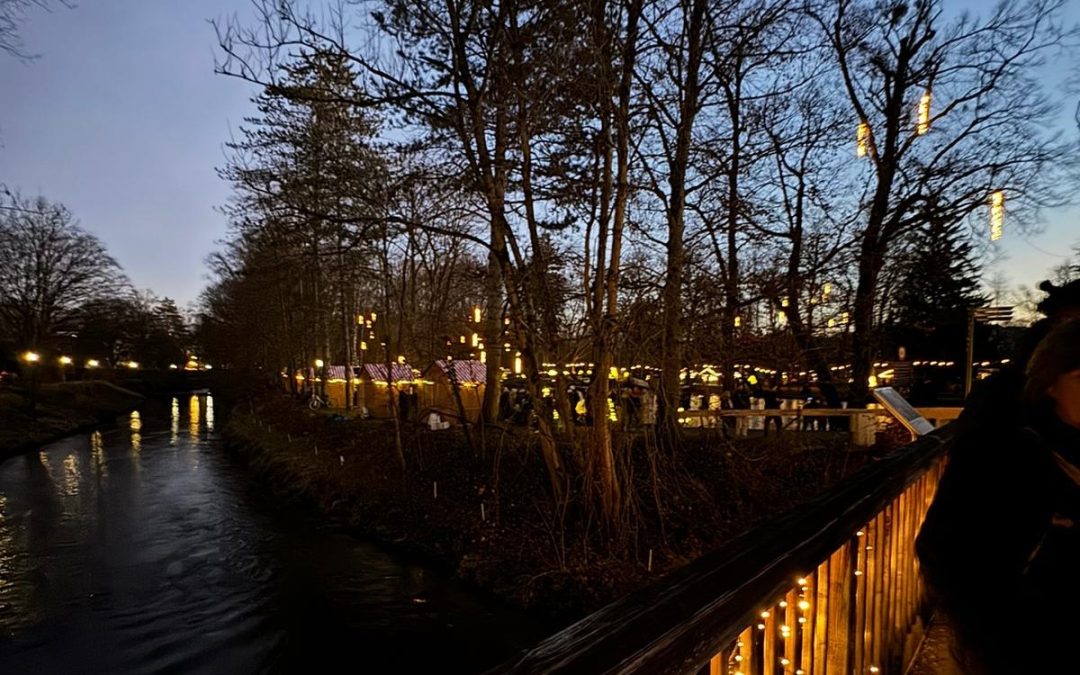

{"left": 21, "top": 351, "right": 41, "bottom": 414}
{"left": 126, "top": 361, "right": 139, "bottom": 369}
{"left": 86, "top": 359, "right": 100, "bottom": 369}
{"left": 314, "top": 358, "right": 325, "bottom": 368}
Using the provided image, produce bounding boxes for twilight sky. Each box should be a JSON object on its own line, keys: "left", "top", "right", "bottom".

{"left": 1, "top": 0, "right": 1078, "bottom": 309}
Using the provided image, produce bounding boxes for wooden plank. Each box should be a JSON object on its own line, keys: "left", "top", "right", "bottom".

{"left": 871, "top": 511, "right": 886, "bottom": 670}
{"left": 825, "top": 546, "right": 850, "bottom": 675}
{"left": 814, "top": 564, "right": 829, "bottom": 675}
{"left": 763, "top": 605, "right": 777, "bottom": 675}
{"left": 853, "top": 526, "right": 869, "bottom": 673}
{"left": 784, "top": 589, "right": 798, "bottom": 673}
{"left": 799, "top": 576, "right": 815, "bottom": 675}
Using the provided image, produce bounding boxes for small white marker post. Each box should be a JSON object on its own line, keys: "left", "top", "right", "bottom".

{"left": 433, "top": 481, "right": 438, "bottom": 499}
{"left": 647, "top": 549, "right": 654, "bottom": 572}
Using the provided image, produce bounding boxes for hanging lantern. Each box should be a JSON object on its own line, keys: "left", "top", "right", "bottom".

{"left": 514, "top": 354, "right": 522, "bottom": 374}
{"left": 916, "top": 90, "right": 931, "bottom": 135}
{"left": 857, "top": 122, "right": 870, "bottom": 157}
{"left": 471, "top": 333, "right": 479, "bottom": 348}
{"left": 473, "top": 306, "right": 482, "bottom": 323}
{"left": 734, "top": 316, "right": 742, "bottom": 328}
{"left": 990, "top": 190, "right": 1005, "bottom": 241}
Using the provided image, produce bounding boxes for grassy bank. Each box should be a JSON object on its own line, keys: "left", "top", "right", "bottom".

{"left": 0, "top": 381, "right": 145, "bottom": 458}
{"left": 226, "top": 395, "right": 865, "bottom": 619}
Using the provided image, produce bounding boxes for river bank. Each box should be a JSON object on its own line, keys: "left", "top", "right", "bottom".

{"left": 0, "top": 381, "right": 145, "bottom": 460}
{"left": 225, "top": 395, "right": 864, "bottom": 620}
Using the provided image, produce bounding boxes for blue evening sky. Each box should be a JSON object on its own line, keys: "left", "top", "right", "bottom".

{"left": 1, "top": 0, "right": 1077, "bottom": 308}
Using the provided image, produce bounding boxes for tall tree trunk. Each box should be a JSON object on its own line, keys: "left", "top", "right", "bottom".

{"left": 660, "top": 0, "right": 706, "bottom": 430}
{"left": 849, "top": 237, "right": 885, "bottom": 407}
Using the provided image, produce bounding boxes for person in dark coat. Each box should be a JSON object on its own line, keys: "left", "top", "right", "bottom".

{"left": 760, "top": 381, "right": 782, "bottom": 436}
{"left": 916, "top": 316, "right": 1080, "bottom": 673}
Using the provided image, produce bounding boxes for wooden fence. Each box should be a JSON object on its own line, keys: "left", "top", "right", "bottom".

{"left": 498, "top": 428, "right": 953, "bottom": 674}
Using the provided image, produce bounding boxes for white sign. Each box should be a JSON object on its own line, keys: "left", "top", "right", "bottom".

{"left": 872, "top": 387, "right": 935, "bottom": 437}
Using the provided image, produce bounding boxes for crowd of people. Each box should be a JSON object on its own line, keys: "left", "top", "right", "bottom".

{"left": 916, "top": 279, "right": 1080, "bottom": 673}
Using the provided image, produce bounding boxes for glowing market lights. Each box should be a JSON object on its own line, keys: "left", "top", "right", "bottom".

{"left": 126, "top": 361, "right": 139, "bottom": 369}
{"left": 916, "top": 90, "right": 931, "bottom": 135}
{"left": 990, "top": 190, "right": 1005, "bottom": 241}
{"left": 23, "top": 351, "right": 40, "bottom": 363}
{"left": 86, "top": 359, "right": 100, "bottom": 368}
{"left": 314, "top": 358, "right": 324, "bottom": 368}
{"left": 473, "top": 306, "right": 482, "bottom": 323}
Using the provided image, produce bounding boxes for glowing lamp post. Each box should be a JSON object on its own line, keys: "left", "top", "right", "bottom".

{"left": 21, "top": 351, "right": 41, "bottom": 414}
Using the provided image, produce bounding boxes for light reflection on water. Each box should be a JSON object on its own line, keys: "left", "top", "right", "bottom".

{"left": 206, "top": 394, "right": 215, "bottom": 432}
{"left": 62, "top": 454, "right": 80, "bottom": 496}
{"left": 170, "top": 397, "right": 179, "bottom": 445}
{"left": 188, "top": 395, "right": 200, "bottom": 441}
{"left": 130, "top": 411, "right": 142, "bottom": 454}
{"left": 0, "top": 393, "right": 548, "bottom": 673}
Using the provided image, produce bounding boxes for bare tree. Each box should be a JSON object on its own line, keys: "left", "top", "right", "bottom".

{"left": 811, "top": 0, "right": 1080, "bottom": 404}
{"left": 0, "top": 192, "right": 124, "bottom": 352}
{"left": 0, "top": 0, "right": 70, "bottom": 58}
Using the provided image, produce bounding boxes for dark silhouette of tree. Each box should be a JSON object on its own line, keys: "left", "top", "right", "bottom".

{"left": 0, "top": 0, "right": 70, "bottom": 58}
{"left": 890, "top": 218, "right": 985, "bottom": 336}
{"left": 0, "top": 192, "right": 124, "bottom": 354}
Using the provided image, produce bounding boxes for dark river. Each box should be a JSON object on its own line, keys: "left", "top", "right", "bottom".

{"left": 0, "top": 393, "right": 548, "bottom": 674}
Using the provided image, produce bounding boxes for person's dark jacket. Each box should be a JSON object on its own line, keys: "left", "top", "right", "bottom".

{"left": 916, "top": 406, "right": 1080, "bottom": 672}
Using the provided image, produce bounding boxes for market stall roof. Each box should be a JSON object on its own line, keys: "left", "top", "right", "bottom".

{"left": 427, "top": 359, "right": 487, "bottom": 385}
{"left": 360, "top": 363, "right": 416, "bottom": 383}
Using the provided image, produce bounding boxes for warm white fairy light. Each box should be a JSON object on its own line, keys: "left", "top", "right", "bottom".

{"left": 857, "top": 121, "right": 870, "bottom": 157}
{"left": 990, "top": 190, "right": 1005, "bottom": 241}
{"left": 916, "top": 90, "right": 931, "bottom": 135}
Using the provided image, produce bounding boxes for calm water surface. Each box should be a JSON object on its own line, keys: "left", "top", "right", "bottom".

{"left": 0, "top": 393, "right": 548, "bottom": 674}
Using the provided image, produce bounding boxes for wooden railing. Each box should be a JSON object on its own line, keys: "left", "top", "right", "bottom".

{"left": 678, "top": 407, "right": 961, "bottom": 446}
{"left": 498, "top": 429, "right": 953, "bottom": 674}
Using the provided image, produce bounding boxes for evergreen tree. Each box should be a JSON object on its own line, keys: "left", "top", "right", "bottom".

{"left": 888, "top": 217, "right": 985, "bottom": 356}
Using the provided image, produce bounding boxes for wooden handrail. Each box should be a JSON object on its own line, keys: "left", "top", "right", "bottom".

{"left": 497, "top": 429, "right": 953, "bottom": 674}
{"left": 677, "top": 407, "right": 961, "bottom": 419}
